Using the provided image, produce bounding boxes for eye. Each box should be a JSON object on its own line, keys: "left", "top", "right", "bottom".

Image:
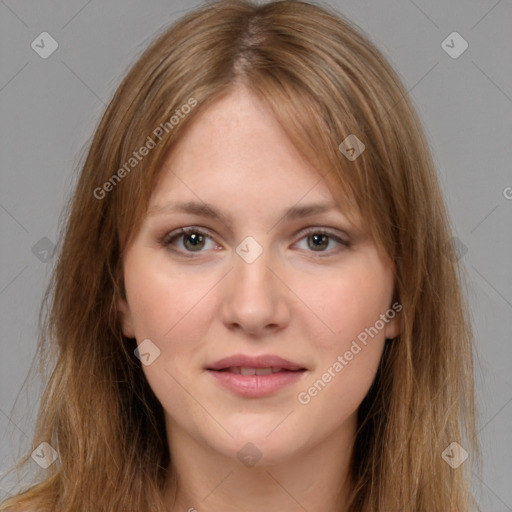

{"left": 159, "top": 227, "right": 220, "bottom": 256}
{"left": 294, "top": 228, "right": 350, "bottom": 255}
{"left": 159, "top": 226, "right": 350, "bottom": 258}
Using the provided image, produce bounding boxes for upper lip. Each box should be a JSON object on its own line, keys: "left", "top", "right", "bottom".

{"left": 206, "top": 354, "right": 306, "bottom": 371}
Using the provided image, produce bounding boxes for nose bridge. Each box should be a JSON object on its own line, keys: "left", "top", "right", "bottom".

{"left": 232, "top": 236, "right": 275, "bottom": 301}
{"left": 220, "top": 236, "right": 289, "bottom": 334}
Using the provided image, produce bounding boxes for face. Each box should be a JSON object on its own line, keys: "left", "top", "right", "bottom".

{"left": 118, "top": 86, "right": 400, "bottom": 466}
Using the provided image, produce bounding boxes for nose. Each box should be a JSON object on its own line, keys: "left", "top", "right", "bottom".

{"left": 219, "top": 244, "right": 291, "bottom": 337}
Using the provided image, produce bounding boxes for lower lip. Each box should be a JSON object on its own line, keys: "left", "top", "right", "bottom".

{"left": 206, "top": 369, "right": 306, "bottom": 398}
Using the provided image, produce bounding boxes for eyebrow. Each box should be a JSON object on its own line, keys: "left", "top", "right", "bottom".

{"left": 146, "top": 200, "right": 343, "bottom": 228}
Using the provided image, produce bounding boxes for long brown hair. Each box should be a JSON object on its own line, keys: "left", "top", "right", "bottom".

{"left": 0, "top": 0, "right": 480, "bottom": 510}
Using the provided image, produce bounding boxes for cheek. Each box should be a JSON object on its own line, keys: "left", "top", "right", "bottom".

{"left": 296, "top": 259, "right": 394, "bottom": 350}
{"left": 124, "top": 261, "right": 218, "bottom": 413}
{"left": 124, "top": 255, "right": 217, "bottom": 342}
{"left": 293, "top": 256, "right": 393, "bottom": 409}
{"left": 295, "top": 287, "right": 389, "bottom": 422}
{"left": 123, "top": 255, "right": 231, "bottom": 404}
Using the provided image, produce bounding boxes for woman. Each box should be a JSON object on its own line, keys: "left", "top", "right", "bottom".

{"left": 0, "top": 0, "right": 479, "bottom": 510}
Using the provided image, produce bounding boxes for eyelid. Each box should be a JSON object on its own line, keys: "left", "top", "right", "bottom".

{"left": 296, "top": 226, "right": 350, "bottom": 244}
{"left": 160, "top": 226, "right": 217, "bottom": 244}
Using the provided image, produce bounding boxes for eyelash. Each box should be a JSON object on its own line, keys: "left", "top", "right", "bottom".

{"left": 158, "top": 226, "right": 350, "bottom": 258}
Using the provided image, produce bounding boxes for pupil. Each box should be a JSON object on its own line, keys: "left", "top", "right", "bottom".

{"left": 184, "top": 233, "right": 204, "bottom": 250}
{"left": 309, "top": 234, "right": 328, "bottom": 251}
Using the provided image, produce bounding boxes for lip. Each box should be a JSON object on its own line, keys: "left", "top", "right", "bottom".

{"left": 205, "top": 354, "right": 308, "bottom": 398}
{"left": 206, "top": 354, "right": 306, "bottom": 371}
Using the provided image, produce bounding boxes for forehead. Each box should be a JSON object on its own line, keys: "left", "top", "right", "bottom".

{"left": 148, "top": 87, "right": 358, "bottom": 223}
{"left": 157, "top": 88, "right": 317, "bottom": 181}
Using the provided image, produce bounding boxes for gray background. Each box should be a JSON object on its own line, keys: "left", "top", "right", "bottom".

{"left": 0, "top": 0, "right": 511, "bottom": 509}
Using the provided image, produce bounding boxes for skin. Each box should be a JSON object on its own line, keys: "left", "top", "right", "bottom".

{"left": 118, "top": 85, "right": 400, "bottom": 512}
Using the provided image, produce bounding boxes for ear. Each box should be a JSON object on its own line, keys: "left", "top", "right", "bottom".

{"left": 384, "top": 305, "right": 402, "bottom": 340}
{"left": 117, "top": 296, "right": 135, "bottom": 338}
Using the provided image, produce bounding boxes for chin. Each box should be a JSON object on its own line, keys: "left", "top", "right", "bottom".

{"left": 220, "top": 422, "right": 308, "bottom": 467}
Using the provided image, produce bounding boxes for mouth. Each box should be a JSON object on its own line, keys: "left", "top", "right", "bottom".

{"left": 205, "top": 354, "right": 308, "bottom": 397}
{"left": 210, "top": 367, "right": 305, "bottom": 375}
{"left": 206, "top": 353, "right": 307, "bottom": 372}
